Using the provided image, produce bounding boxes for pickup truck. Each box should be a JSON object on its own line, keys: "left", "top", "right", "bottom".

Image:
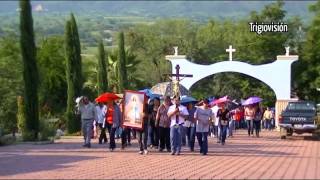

{"left": 279, "top": 101, "right": 317, "bottom": 139}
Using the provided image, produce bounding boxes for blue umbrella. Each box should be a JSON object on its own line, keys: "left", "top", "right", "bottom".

{"left": 181, "top": 96, "right": 198, "bottom": 105}
{"left": 139, "top": 89, "right": 162, "bottom": 100}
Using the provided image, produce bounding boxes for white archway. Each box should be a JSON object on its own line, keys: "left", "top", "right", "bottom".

{"left": 165, "top": 47, "right": 299, "bottom": 128}
{"left": 166, "top": 50, "right": 298, "bottom": 100}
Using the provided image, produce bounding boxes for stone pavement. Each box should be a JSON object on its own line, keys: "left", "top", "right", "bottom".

{"left": 0, "top": 130, "right": 319, "bottom": 179}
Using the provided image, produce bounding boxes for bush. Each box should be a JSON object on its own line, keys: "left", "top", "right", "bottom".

{"left": 38, "top": 118, "right": 56, "bottom": 141}
{"left": 0, "top": 135, "right": 16, "bottom": 146}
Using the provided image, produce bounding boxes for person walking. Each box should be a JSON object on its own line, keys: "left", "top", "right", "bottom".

{"left": 211, "top": 104, "right": 221, "bottom": 143}
{"left": 78, "top": 96, "right": 97, "bottom": 148}
{"left": 167, "top": 96, "right": 189, "bottom": 155}
{"left": 96, "top": 102, "right": 107, "bottom": 144}
{"left": 217, "top": 103, "right": 230, "bottom": 145}
{"left": 105, "top": 100, "right": 121, "bottom": 151}
{"left": 156, "top": 96, "right": 172, "bottom": 152}
{"left": 184, "top": 102, "right": 197, "bottom": 152}
{"left": 148, "top": 98, "right": 160, "bottom": 149}
{"left": 194, "top": 99, "right": 213, "bottom": 155}
{"left": 263, "top": 107, "right": 273, "bottom": 131}
{"left": 228, "top": 109, "right": 235, "bottom": 137}
{"left": 244, "top": 105, "right": 255, "bottom": 136}
{"left": 234, "top": 107, "right": 241, "bottom": 130}
{"left": 253, "top": 105, "right": 263, "bottom": 137}
{"left": 138, "top": 99, "right": 150, "bottom": 155}
{"left": 118, "top": 99, "right": 132, "bottom": 149}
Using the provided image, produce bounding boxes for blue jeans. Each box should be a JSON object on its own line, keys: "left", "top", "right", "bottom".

{"left": 185, "top": 126, "right": 196, "bottom": 150}
{"left": 265, "top": 119, "right": 272, "bottom": 130}
{"left": 246, "top": 120, "right": 254, "bottom": 135}
{"left": 170, "top": 125, "right": 182, "bottom": 153}
{"left": 196, "top": 132, "right": 208, "bottom": 154}
{"left": 235, "top": 121, "right": 240, "bottom": 130}
{"left": 82, "top": 119, "right": 93, "bottom": 145}
{"left": 220, "top": 125, "right": 228, "bottom": 144}
{"left": 228, "top": 119, "right": 235, "bottom": 137}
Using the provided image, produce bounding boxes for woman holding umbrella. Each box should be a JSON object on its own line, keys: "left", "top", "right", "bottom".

{"left": 181, "top": 96, "right": 197, "bottom": 152}
{"left": 243, "top": 96, "right": 262, "bottom": 137}
{"left": 244, "top": 105, "right": 255, "bottom": 136}
{"left": 96, "top": 93, "right": 121, "bottom": 151}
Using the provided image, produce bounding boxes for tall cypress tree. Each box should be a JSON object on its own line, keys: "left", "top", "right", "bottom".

{"left": 97, "top": 39, "right": 108, "bottom": 95}
{"left": 117, "top": 31, "right": 127, "bottom": 92}
{"left": 19, "top": 0, "right": 39, "bottom": 140}
{"left": 65, "top": 13, "right": 83, "bottom": 133}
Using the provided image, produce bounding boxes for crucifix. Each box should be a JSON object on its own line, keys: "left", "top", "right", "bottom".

{"left": 163, "top": 64, "right": 193, "bottom": 97}
{"left": 226, "top": 45, "right": 236, "bottom": 61}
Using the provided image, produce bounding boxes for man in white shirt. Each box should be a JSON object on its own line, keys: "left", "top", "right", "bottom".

{"left": 167, "top": 96, "right": 189, "bottom": 155}
{"left": 78, "top": 96, "right": 97, "bottom": 148}
{"left": 96, "top": 102, "right": 107, "bottom": 144}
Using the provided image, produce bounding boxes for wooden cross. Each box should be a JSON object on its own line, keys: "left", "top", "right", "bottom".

{"left": 164, "top": 64, "right": 193, "bottom": 97}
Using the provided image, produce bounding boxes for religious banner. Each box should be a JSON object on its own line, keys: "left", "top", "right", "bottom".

{"left": 122, "top": 90, "right": 146, "bottom": 130}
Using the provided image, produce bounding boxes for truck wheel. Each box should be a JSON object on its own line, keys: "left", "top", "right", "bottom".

{"left": 280, "top": 127, "right": 287, "bottom": 139}
{"left": 287, "top": 129, "right": 293, "bottom": 136}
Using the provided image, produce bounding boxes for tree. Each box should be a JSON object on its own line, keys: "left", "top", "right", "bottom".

{"left": 117, "top": 31, "right": 127, "bottom": 92}
{"left": 108, "top": 48, "right": 143, "bottom": 91}
{"left": 65, "top": 13, "right": 83, "bottom": 133}
{"left": 37, "top": 36, "right": 67, "bottom": 115}
{"left": 97, "top": 39, "right": 108, "bottom": 94}
{"left": 293, "top": 0, "right": 320, "bottom": 103}
{"left": 0, "top": 35, "right": 22, "bottom": 137}
{"left": 19, "top": 0, "right": 39, "bottom": 140}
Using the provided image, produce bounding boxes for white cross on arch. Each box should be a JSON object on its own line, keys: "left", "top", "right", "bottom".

{"left": 226, "top": 45, "right": 236, "bottom": 61}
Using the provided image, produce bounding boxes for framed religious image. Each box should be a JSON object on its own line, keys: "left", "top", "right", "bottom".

{"left": 122, "top": 90, "right": 146, "bottom": 130}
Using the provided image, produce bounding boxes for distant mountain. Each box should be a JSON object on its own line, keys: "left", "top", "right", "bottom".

{"left": 0, "top": 1, "right": 316, "bottom": 23}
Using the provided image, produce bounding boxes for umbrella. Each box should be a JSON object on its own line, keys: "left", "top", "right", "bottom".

{"left": 228, "top": 99, "right": 240, "bottom": 110}
{"left": 210, "top": 96, "right": 229, "bottom": 106}
{"left": 139, "top": 89, "right": 162, "bottom": 100}
{"left": 151, "top": 82, "right": 190, "bottom": 97}
{"left": 95, "top": 92, "right": 120, "bottom": 103}
{"left": 242, "top": 96, "right": 263, "bottom": 106}
{"left": 180, "top": 96, "right": 198, "bottom": 105}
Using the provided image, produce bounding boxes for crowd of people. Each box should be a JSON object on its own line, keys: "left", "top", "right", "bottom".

{"left": 74, "top": 95, "right": 275, "bottom": 156}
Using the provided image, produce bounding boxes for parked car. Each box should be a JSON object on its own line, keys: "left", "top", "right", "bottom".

{"left": 279, "top": 101, "right": 317, "bottom": 139}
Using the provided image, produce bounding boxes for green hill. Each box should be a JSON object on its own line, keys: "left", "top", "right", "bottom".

{"left": 0, "top": 1, "right": 316, "bottom": 23}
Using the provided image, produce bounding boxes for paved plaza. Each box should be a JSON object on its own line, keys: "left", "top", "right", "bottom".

{"left": 0, "top": 130, "right": 319, "bottom": 179}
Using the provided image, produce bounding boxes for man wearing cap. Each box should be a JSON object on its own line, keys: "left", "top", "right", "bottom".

{"left": 167, "top": 96, "right": 189, "bottom": 155}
